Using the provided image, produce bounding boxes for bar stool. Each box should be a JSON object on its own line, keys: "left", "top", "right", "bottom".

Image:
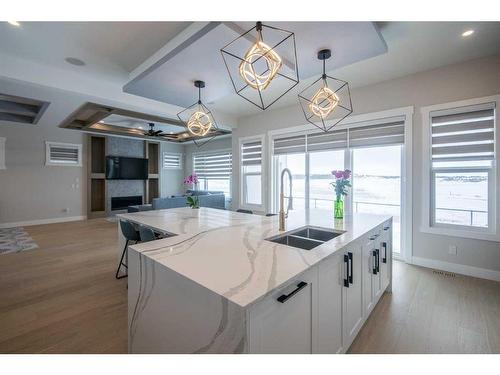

{"left": 116, "top": 220, "right": 140, "bottom": 279}
{"left": 139, "top": 226, "right": 157, "bottom": 242}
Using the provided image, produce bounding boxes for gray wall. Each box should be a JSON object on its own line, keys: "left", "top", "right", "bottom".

{"left": 233, "top": 53, "right": 500, "bottom": 273}
{"left": 0, "top": 79, "right": 87, "bottom": 225}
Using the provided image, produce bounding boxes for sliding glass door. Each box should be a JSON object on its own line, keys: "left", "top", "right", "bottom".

{"left": 272, "top": 117, "right": 407, "bottom": 258}
{"left": 309, "top": 150, "right": 344, "bottom": 209}
{"left": 351, "top": 145, "right": 402, "bottom": 255}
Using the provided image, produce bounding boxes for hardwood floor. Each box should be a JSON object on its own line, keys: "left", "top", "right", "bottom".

{"left": 0, "top": 218, "right": 498, "bottom": 354}
{"left": 0, "top": 219, "right": 127, "bottom": 353}
{"left": 349, "top": 259, "right": 500, "bottom": 353}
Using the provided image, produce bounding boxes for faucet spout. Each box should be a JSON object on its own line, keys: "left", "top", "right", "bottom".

{"left": 279, "top": 168, "right": 293, "bottom": 231}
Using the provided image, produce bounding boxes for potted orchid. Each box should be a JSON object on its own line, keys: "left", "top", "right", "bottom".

{"left": 330, "top": 169, "right": 351, "bottom": 219}
{"left": 184, "top": 173, "right": 200, "bottom": 209}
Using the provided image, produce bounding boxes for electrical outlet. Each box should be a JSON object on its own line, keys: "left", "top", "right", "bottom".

{"left": 448, "top": 245, "right": 457, "bottom": 255}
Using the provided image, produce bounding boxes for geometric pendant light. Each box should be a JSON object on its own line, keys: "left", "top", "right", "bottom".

{"left": 177, "top": 80, "right": 219, "bottom": 147}
{"left": 298, "top": 49, "right": 353, "bottom": 132}
{"left": 220, "top": 21, "right": 299, "bottom": 110}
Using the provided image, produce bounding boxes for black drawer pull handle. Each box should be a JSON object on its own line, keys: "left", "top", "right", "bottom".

{"left": 372, "top": 250, "right": 378, "bottom": 275}
{"left": 383, "top": 226, "right": 390, "bottom": 231}
{"left": 382, "top": 242, "right": 387, "bottom": 263}
{"left": 277, "top": 281, "right": 308, "bottom": 303}
{"left": 343, "top": 254, "right": 349, "bottom": 288}
{"left": 348, "top": 251, "right": 353, "bottom": 284}
{"left": 376, "top": 249, "right": 380, "bottom": 273}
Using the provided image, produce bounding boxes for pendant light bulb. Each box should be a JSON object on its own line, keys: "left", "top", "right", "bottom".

{"left": 186, "top": 81, "right": 213, "bottom": 137}
{"left": 308, "top": 82, "right": 339, "bottom": 119}
{"left": 187, "top": 107, "right": 212, "bottom": 137}
{"left": 238, "top": 22, "right": 283, "bottom": 91}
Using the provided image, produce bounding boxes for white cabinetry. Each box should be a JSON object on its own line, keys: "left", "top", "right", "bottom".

{"left": 341, "top": 242, "right": 364, "bottom": 349}
{"left": 317, "top": 252, "right": 343, "bottom": 353}
{"left": 249, "top": 220, "right": 392, "bottom": 354}
{"left": 379, "top": 223, "right": 392, "bottom": 291}
{"left": 362, "top": 235, "right": 377, "bottom": 315}
{"left": 248, "top": 267, "right": 318, "bottom": 354}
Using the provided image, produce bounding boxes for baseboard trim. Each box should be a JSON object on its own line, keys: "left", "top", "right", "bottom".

{"left": 411, "top": 256, "right": 500, "bottom": 282}
{"left": 0, "top": 215, "right": 87, "bottom": 229}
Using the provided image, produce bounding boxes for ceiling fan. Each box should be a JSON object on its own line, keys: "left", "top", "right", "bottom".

{"left": 144, "top": 122, "right": 166, "bottom": 137}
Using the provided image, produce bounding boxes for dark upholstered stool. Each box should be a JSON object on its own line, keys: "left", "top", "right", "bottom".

{"left": 116, "top": 220, "right": 140, "bottom": 279}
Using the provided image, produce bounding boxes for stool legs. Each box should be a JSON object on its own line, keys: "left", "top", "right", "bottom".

{"left": 115, "top": 239, "right": 129, "bottom": 279}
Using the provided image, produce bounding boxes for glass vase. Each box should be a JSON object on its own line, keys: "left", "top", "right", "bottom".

{"left": 334, "top": 198, "right": 344, "bottom": 219}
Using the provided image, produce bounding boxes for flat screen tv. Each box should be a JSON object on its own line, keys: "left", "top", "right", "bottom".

{"left": 105, "top": 156, "right": 149, "bottom": 180}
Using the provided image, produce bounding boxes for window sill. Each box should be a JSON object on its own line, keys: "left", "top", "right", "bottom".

{"left": 420, "top": 225, "right": 500, "bottom": 242}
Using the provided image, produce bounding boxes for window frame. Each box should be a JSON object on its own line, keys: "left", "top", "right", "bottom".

{"left": 0, "top": 137, "right": 5, "bottom": 170}
{"left": 239, "top": 134, "right": 265, "bottom": 211}
{"left": 192, "top": 149, "right": 232, "bottom": 198}
{"left": 421, "top": 95, "right": 499, "bottom": 241}
{"left": 45, "top": 141, "right": 82, "bottom": 167}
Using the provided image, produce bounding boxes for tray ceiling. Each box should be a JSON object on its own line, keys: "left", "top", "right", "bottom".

{"left": 123, "top": 22, "right": 388, "bottom": 108}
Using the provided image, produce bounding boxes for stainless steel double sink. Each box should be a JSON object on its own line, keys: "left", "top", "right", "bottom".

{"left": 266, "top": 226, "right": 345, "bottom": 250}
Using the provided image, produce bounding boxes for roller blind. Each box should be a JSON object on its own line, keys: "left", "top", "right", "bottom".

{"left": 348, "top": 120, "right": 405, "bottom": 148}
{"left": 431, "top": 107, "right": 495, "bottom": 163}
{"left": 272, "top": 118, "right": 404, "bottom": 155}
{"left": 307, "top": 129, "right": 347, "bottom": 152}
{"left": 242, "top": 140, "right": 262, "bottom": 165}
{"left": 46, "top": 142, "right": 82, "bottom": 166}
{"left": 273, "top": 135, "right": 306, "bottom": 155}
{"left": 194, "top": 151, "right": 232, "bottom": 179}
{"left": 163, "top": 152, "right": 182, "bottom": 169}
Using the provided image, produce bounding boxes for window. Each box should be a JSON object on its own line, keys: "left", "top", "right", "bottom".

{"left": 241, "top": 137, "right": 263, "bottom": 207}
{"left": 163, "top": 152, "right": 182, "bottom": 169}
{"left": 429, "top": 104, "right": 495, "bottom": 231}
{"left": 0, "top": 137, "right": 5, "bottom": 170}
{"left": 45, "top": 141, "right": 82, "bottom": 166}
{"left": 193, "top": 150, "right": 232, "bottom": 197}
{"left": 271, "top": 113, "right": 408, "bottom": 257}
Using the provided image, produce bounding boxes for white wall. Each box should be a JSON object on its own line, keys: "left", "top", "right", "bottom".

{"left": 160, "top": 141, "right": 185, "bottom": 197}
{"left": 232, "top": 54, "right": 500, "bottom": 274}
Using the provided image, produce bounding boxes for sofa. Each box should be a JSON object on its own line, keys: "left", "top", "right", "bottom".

{"left": 152, "top": 190, "right": 225, "bottom": 210}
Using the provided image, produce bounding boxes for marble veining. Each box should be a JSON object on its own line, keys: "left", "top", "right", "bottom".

{"left": 119, "top": 207, "right": 391, "bottom": 308}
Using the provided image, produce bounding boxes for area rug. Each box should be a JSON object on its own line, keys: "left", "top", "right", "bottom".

{"left": 0, "top": 227, "right": 39, "bottom": 254}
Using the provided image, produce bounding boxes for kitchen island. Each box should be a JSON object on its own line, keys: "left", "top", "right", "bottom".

{"left": 117, "top": 207, "right": 393, "bottom": 354}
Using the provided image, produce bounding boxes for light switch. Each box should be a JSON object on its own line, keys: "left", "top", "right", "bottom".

{"left": 448, "top": 245, "right": 457, "bottom": 255}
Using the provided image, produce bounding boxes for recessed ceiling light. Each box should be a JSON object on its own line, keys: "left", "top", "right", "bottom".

{"left": 7, "top": 21, "right": 20, "bottom": 27}
{"left": 462, "top": 29, "right": 474, "bottom": 37}
{"left": 65, "top": 57, "right": 86, "bottom": 66}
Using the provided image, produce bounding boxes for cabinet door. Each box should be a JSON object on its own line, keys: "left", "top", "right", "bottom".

{"left": 317, "top": 253, "right": 343, "bottom": 354}
{"left": 248, "top": 267, "right": 318, "bottom": 354}
{"left": 362, "top": 237, "right": 375, "bottom": 315}
{"left": 379, "top": 223, "right": 392, "bottom": 292}
{"left": 342, "top": 243, "right": 364, "bottom": 349}
{"left": 372, "top": 240, "right": 382, "bottom": 302}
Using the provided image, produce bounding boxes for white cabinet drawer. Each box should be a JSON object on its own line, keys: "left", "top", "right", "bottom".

{"left": 247, "top": 268, "right": 318, "bottom": 354}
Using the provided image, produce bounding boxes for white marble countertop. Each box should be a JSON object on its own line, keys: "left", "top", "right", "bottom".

{"left": 119, "top": 208, "right": 391, "bottom": 308}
